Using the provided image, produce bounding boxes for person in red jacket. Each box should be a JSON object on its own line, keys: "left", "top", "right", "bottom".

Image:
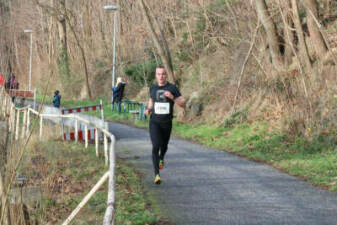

{"left": 0, "top": 74, "right": 4, "bottom": 87}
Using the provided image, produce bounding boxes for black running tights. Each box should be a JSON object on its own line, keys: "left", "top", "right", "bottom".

{"left": 149, "top": 119, "right": 172, "bottom": 175}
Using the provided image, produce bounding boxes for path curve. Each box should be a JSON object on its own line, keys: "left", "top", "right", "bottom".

{"left": 109, "top": 122, "right": 337, "bottom": 225}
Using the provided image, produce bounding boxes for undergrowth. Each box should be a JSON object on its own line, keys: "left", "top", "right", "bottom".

{"left": 18, "top": 132, "right": 169, "bottom": 224}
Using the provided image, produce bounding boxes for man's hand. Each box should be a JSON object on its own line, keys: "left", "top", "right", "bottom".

{"left": 145, "top": 108, "right": 152, "bottom": 116}
{"left": 146, "top": 98, "right": 154, "bottom": 116}
{"left": 164, "top": 91, "right": 174, "bottom": 100}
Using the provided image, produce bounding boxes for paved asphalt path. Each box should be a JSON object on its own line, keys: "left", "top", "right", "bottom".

{"left": 108, "top": 122, "right": 337, "bottom": 225}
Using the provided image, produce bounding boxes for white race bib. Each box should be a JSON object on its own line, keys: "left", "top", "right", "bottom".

{"left": 154, "top": 102, "right": 170, "bottom": 115}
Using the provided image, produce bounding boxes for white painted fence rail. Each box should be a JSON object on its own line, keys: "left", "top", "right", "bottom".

{"left": 0, "top": 86, "right": 116, "bottom": 225}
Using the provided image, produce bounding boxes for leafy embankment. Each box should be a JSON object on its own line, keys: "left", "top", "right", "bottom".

{"left": 20, "top": 138, "right": 171, "bottom": 224}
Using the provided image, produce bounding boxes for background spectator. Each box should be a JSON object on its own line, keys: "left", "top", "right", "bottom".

{"left": 53, "top": 90, "right": 61, "bottom": 108}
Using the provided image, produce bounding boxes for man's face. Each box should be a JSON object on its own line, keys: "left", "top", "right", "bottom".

{"left": 156, "top": 68, "right": 167, "bottom": 85}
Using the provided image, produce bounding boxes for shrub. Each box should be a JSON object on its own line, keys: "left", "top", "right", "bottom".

{"left": 123, "top": 60, "right": 159, "bottom": 86}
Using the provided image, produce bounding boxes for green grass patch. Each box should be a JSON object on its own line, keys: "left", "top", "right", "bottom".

{"left": 33, "top": 93, "right": 104, "bottom": 108}
{"left": 172, "top": 122, "right": 337, "bottom": 192}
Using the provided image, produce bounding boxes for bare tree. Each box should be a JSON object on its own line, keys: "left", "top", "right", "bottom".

{"left": 281, "top": 0, "right": 295, "bottom": 65}
{"left": 139, "top": 0, "right": 176, "bottom": 84}
{"left": 302, "top": 0, "right": 327, "bottom": 59}
{"left": 291, "top": 0, "right": 312, "bottom": 71}
{"left": 255, "top": 0, "right": 284, "bottom": 71}
{"left": 0, "top": 171, "right": 11, "bottom": 225}
{"left": 65, "top": 11, "right": 92, "bottom": 99}
{"left": 56, "top": 0, "right": 71, "bottom": 83}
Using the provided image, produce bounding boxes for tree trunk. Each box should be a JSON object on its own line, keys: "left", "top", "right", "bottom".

{"left": 66, "top": 14, "right": 92, "bottom": 99}
{"left": 58, "top": 19, "right": 67, "bottom": 50}
{"left": 117, "top": 0, "right": 123, "bottom": 35}
{"left": 139, "top": 0, "right": 176, "bottom": 84}
{"left": 57, "top": 0, "right": 71, "bottom": 87}
{"left": 302, "top": 0, "right": 327, "bottom": 59}
{"left": 291, "top": 0, "right": 312, "bottom": 72}
{"left": 255, "top": 0, "right": 284, "bottom": 71}
{"left": 48, "top": 0, "right": 55, "bottom": 64}
{"left": 85, "top": 1, "right": 93, "bottom": 49}
{"left": 153, "top": 16, "right": 174, "bottom": 80}
{"left": 0, "top": 170, "right": 11, "bottom": 225}
{"left": 281, "top": 0, "right": 294, "bottom": 65}
{"left": 0, "top": 121, "right": 11, "bottom": 225}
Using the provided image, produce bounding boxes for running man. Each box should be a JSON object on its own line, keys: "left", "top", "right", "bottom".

{"left": 145, "top": 66, "right": 186, "bottom": 184}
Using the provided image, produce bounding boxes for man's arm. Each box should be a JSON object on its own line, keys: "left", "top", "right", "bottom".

{"left": 145, "top": 98, "right": 154, "bottom": 116}
{"left": 164, "top": 91, "right": 186, "bottom": 108}
{"left": 115, "top": 83, "right": 122, "bottom": 92}
{"left": 174, "top": 96, "right": 186, "bottom": 108}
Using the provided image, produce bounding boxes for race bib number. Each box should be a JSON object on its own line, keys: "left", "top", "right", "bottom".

{"left": 154, "top": 102, "right": 170, "bottom": 115}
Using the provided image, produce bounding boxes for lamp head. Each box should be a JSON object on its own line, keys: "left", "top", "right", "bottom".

{"left": 104, "top": 5, "right": 118, "bottom": 11}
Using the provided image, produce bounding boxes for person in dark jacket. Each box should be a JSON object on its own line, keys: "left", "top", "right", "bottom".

{"left": 10, "top": 75, "right": 16, "bottom": 89}
{"left": 53, "top": 90, "right": 61, "bottom": 108}
{"left": 112, "top": 77, "right": 126, "bottom": 113}
{"left": 8, "top": 74, "right": 18, "bottom": 103}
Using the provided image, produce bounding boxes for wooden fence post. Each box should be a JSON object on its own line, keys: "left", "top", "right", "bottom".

{"left": 61, "top": 116, "right": 65, "bottom": 139}
{"left": 1, "top": 96, "right": 4, "bottom": 116}
{"left": 22, "top": 109, "right": 27, "bottom": 139}
{"left": 7, "top": 98, "right": 11, "bottom": 116}
{"left": 61, "top": 172, "right": 110, "bottom": 225}
{"left": 33, "top": 88, "right": 37, "bottom": 110}
{"left": 103, "top": 135, "right": 116, "bottom": 225}
{"left": 75, "top": 119, "right": 78, "bottom": 143}
{"left": 26, "top": 109, "right": 30, "bottom": 135}
{"left": 12, "top": 107, "right": 15, "bottom": 131}
{"left": 4, "top": 97, "right": 8, "bottom": 117}
{"left": 8, "top": 105, "right": 11, "bottom": 131}
{"left": 8, "top": 98, "right": 11, "bottom": 115}
{"left": 8, "top": 107, "right": 13, "bottom": 141}
{"left": 9, "top": 106, "right": 14, "bottom": 132}
{"left": 100, "top": 99, "right": 104, "bottom": 121}
{"left": 95, "top": 128, "right": 99, "bottom": 157}
{"left": 85, "top": 123, "right": 88, "bottom": 148}
{"left": 15, "top": 109, "right": 20, "bottom": 140}
{"left": 0, "top": 93, "right": 4, "bottom": 116}
{"left": 3, "top": 96, "right": 6, "bottom": 117}
{"left": 40, "top": 116, "right": 43, "bottom": 139}
{"left": 104, "top": 133, "right": 108, "bottom": 166}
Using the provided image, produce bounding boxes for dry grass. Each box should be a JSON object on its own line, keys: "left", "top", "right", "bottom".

{"left": 0, "top": 115, "right": 66, "bottom": 225}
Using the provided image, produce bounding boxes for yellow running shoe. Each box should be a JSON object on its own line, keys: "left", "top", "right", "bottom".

{"left": 159, "top": 160, "right": 164, "bottom": 170}
{"left": 154, "top": 174, "right": 161, "bottom": 185}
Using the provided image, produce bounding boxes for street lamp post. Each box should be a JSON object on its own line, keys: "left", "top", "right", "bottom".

{"left": 24, "top": 29, "right": 33, "bottom": 90}
{"left": 104, "top": 5, "right": 118, "bottom": 88}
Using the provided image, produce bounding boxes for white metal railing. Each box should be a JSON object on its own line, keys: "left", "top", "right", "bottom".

{"left": 0, "top": 86, "right": 116, "bottom": 225}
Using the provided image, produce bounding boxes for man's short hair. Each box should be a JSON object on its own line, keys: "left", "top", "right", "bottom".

{"left": 156, "top": 66, "right": 166, "bottom": 70}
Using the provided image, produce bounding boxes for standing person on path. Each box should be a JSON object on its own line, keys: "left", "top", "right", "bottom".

{"left": 145, "top": 66, "right": 186, "bottom": 184}
{"left": 53, "top": 90, "right": 61, "bottom": 108}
